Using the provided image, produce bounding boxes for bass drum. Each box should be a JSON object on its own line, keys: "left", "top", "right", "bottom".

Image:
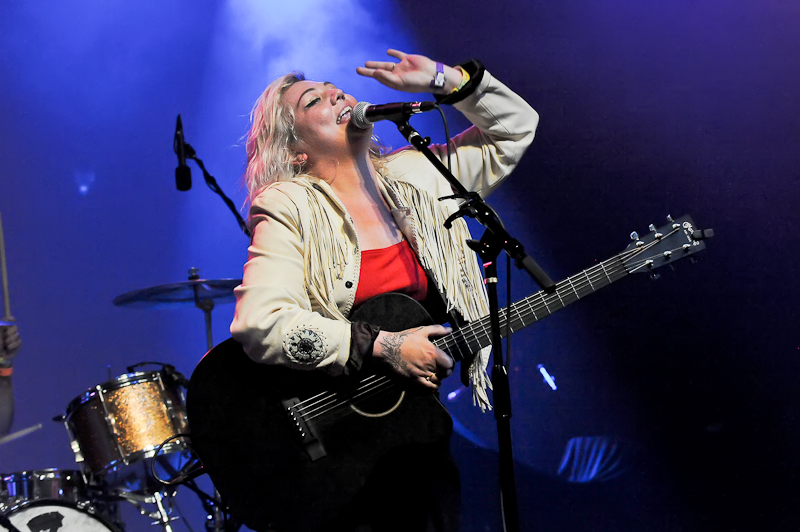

{"left": 2, "top": 500, "right": 120, "bottom": 531}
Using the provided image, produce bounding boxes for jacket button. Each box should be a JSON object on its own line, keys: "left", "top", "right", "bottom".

{"left": 345, "top": 281, "right": 353, "bottom": 288}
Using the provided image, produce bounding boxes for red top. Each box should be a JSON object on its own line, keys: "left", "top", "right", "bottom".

{"left": 353, "top": 240, "right": 429, "bottom": 308}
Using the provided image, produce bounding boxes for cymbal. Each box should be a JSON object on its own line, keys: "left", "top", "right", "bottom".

{"left": 113, "top": 278, "right": 241, "bottom": 309}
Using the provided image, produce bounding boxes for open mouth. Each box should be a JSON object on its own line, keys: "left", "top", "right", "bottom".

{"left": 337, "top": 106, "right": 352, "bottom": 125}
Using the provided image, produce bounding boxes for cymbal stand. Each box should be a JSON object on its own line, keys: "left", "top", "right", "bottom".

{"left": 188, "top": 267, "right": 216, "bottom": 351}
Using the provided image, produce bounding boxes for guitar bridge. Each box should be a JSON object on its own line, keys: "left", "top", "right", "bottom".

{"left": 281, "top": 397, "right": 327, "bottom": 461}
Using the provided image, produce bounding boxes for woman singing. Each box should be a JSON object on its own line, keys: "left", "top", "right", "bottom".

{"left": 228, "top": 49, "right": 539, "bottom": 531}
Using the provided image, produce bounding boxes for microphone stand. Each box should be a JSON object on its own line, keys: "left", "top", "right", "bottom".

{"left": 182, "top": 142, "right": 251, "bottom": 239}
{"left": 393, "top": 117, "right": 556, "bottom": 532}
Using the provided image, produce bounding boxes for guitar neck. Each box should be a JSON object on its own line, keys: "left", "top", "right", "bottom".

{"left": 435, "top": 252, "right": 630, "bottom": 362}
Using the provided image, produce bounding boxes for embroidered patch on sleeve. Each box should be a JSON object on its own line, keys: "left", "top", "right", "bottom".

{"left": 283, "top": 327, "right": 327, "bottom": 365}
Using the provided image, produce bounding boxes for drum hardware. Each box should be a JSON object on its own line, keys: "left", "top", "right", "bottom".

{"left": 150, "top": 434, "right": 240, "bottom": 532}
{"left": 115, "top": 490, "right": 177, "bottom": 532}
{"left": 112, "top": 267, "right": 241, "bottom": 350}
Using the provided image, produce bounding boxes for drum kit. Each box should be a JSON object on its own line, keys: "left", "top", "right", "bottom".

{"left": 0, "top": 268, "right": 242, "bottom": 532}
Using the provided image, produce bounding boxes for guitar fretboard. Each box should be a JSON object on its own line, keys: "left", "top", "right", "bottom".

{"left": 434, "top": 250, "right": 637, "bottom": 362}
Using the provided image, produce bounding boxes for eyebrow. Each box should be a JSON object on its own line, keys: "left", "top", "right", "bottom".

{"left": 296, "top": 82, "right": 333, "bottom": 109}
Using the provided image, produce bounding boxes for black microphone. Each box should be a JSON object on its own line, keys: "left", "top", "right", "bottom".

{"left": 351, "top": 101, "right": 438, "bottom": 129}
{"left": 174, "top": 114, "right": 191, "bottom": 191}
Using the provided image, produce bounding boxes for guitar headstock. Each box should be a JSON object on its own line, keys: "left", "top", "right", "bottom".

{"left": 622, "top": 215, "right": 713, "bottom": 274}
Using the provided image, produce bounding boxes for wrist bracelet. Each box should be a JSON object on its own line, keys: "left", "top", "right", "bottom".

{"left": 429, "top": 62, "right": 445, "bottom": 89}
{"left": 452, "top": 67, "right": 470, "bottom": 93}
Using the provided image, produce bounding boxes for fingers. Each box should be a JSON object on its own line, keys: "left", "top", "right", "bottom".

{"left": 355, "top": 65, "right": 396, "bottom": 86}
{"left": 419, "top": 369, "right": 445, "bottom": 390}
{"left": 357, "top": 50, "right": 405, "bottom": 79}
{"left": 0, "top": 326, "right": 21, "bottom": 357}
{"left": 424, "top": 324, "right": 452, "bottom": 338}
{"left": 355, "top": 66, "right": 376, "bottom": 79}
{"left": 386, "top": 49, "right": 407, "bottom": 61}
{"left": 422, "top": 325, "right": 454, "bottom": 372}
{"left": 363, "top": 60, "right": 396, "bottom": 71}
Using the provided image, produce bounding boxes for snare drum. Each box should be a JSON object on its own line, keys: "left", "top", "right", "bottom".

{"left": 64, "top": 370, "right": 191, "bottom": 494}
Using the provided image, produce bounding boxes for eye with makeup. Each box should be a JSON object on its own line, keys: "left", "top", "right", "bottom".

{"left": 305, "top": 97, "right": 321, "bottom": 109}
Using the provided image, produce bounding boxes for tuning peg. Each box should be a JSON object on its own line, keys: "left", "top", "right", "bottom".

{"left": 667, "top": 214, "right": 680, "bottom": 229}
{"left": 630, "top": 231, "right": 644, "bottom": 247}
{"left": 648, "top": 223, "right": 663, "bottom": 240}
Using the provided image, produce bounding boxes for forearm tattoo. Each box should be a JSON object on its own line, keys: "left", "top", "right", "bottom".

{"left": 377, "top": 329, "right": 419, "bottom": 374}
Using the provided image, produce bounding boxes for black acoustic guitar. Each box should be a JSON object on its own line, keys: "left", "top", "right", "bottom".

{"left": 186, "top": 215, "right": 711, "bottom": 532}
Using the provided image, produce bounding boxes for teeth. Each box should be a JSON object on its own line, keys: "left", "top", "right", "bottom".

{"left": 337, "top": 106, "right": 352, "bottom": 125}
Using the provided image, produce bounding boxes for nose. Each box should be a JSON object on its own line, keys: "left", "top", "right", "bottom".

{"left": 329, "top": 88, "right": 345, "bottom": 104}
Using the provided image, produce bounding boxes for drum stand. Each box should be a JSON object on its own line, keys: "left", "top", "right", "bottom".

{"left": 118, "top": 491, "right": 177, "bottom": 531}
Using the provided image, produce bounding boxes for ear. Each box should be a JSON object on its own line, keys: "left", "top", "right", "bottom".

{"left": 292, "top": 153, "right": 308, "bottom": 167}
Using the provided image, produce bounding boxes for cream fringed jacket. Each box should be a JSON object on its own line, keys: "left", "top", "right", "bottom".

{"left": 230, "top": 69, "right": 539, "bottom": 410}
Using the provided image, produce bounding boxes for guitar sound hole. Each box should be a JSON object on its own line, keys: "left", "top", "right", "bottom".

{"left": 349, "top": 388, "right": 405, "bottom": 418}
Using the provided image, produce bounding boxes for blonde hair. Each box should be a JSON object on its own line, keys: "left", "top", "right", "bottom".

{"left": 244, "top": 73, "right": 391, "bottom": 204}
{"left": 244, "top": 72, "right": 306, "bottom": 202}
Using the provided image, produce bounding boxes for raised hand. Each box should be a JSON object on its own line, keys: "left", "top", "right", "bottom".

{"left": 356, "top": 49, "right": 463, "bottom": 95}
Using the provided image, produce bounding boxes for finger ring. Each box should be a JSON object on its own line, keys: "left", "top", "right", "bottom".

{"left": 426, "top": 373, "right": 436, "bottom": 382}
{"left": 391, "top": 63, "right": 396, "bottom": 72}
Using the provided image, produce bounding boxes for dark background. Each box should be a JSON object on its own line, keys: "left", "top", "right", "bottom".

{"left": 1, "top": 0, "right": 797, "bottom": 530}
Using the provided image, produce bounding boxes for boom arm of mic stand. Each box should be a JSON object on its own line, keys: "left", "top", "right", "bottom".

{"left": 393, "top": 120, "right": 555, "bottom": 293}
{"left": 184, "top": 144, "right": 252, "bottom": 239}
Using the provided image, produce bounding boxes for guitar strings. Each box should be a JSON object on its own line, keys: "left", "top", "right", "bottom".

{"left": 293, "top": 373, "right": 385, "bottom": 415}
{"left": 434, "top": 250, "right": 631, "bottom": 356}
{"left": 452, "top": 241, "right": 671, "bottom": 354}
{"left": 303, "top": 376, "right": 403, "bottom": 423}
{"left": 298, "top": 375, "right": 391, "bottom": 419}
{"left": 287, "top": 229, "right": 683, "bottom": 425}
{"left": 294, "top": 374, "right": 400, "bottom": 420}
{"left": 434, "top": 230, "right": 681, "bottom": 358}
{"left": 308, "top": 381, "right": 403, "bottom": 424}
